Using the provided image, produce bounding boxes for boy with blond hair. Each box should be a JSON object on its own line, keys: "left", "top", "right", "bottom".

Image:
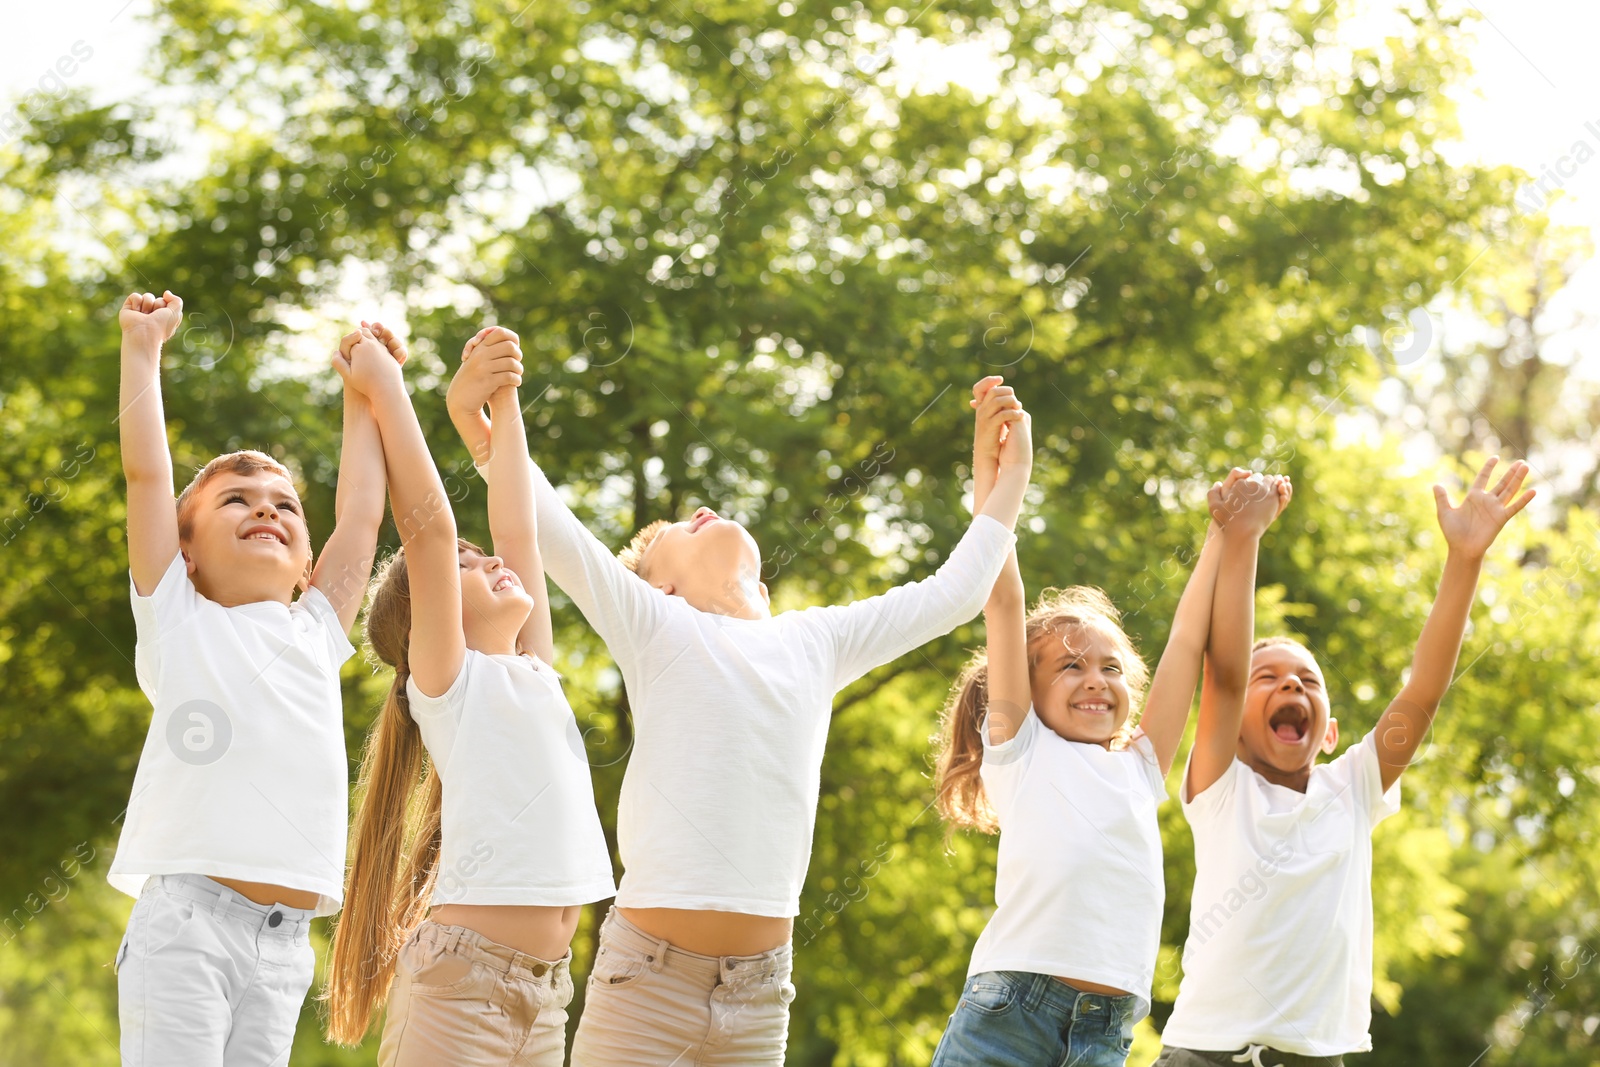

{"left": 451, "top": 335, "right": 1031, "bottom": 1065}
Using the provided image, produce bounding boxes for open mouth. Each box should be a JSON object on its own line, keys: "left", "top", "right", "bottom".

{"left": 492, "top": 574, "right": 516, "bottom": 593}
{"left": 1268, "top": 701, "right": 1310, "bottom": 743}
{"left": 242, "top": 526, "right": 286, "bottom": 545}
{"left": 1072, "top": 701, "right": 1114, "bottom": 715}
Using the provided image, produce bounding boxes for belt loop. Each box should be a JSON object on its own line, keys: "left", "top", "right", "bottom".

{"left": 650, "top": 931, "right": 670, "bottom": 972}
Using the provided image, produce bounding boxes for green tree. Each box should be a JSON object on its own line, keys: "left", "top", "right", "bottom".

{"left": 3, "top": 1, "right": 1595, "bottom": 1065}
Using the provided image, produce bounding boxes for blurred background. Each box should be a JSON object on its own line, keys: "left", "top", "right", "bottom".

{"left": 1, "top": 0, "right": 1597, "bottom": 1063}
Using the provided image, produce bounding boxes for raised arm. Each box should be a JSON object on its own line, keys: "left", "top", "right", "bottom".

{"left": 1188, "top": 472, "right": 1289, "bottom": 798}
{"left": 118, "top": 291, "right": 184, "bottom": 595}
{"left": 971, "top": 375, "right": 1031, "bottom": 534}
{"left": 445, "top": 325, "right": 498, "bottom": 467}
{"left": 1138, "top": 512, "right": 1226, "bottom": 776}
{"left": 447, "top": 335, "right": 664, "bottom": 662}
{"left": 352, "top": 325, "right": 464, "bottom": 698}
{"left": 469, "top": 327, "right": 555, "bottom": 662}
{"left": 308, "top": 322, "right": 395, "bottom": 632}
{"left": 971, "top": 376, "right": 1030, "bottom": 744}
{"left": 824, "top": 379, "right": 1029, "bottom": 690}
{"left": 1374, "top": 458, "right": 1532, "bottom": 792}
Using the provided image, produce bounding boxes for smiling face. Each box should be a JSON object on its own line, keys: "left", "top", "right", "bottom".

{"left": 1030, "top": 622, "right": 1135, "bottom": 746}
{"left": 457, "top": 543, "right": 534, "bottom": 655}
{"left": 639, "top": 506, "right": 768, "bottom": 616}
{"left": 1238, "top": 641, "right": 1339, "bottom": 777}
{"left": 181, "top": 468, "right": 311, "bottom": 605}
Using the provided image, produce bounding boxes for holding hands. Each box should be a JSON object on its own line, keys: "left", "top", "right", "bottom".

{"left": 1434, "top": 457, "right": 1534, "bottom": 559}
{"left": 448, "top": 326, "right": 525, "bottom": 416}
{"left": 333, "top": 320, "right": 408, "bottom": 400}
{"left": 970, "top": 375, "right": 1032, "bottom": 478}
{"left": 1208, "top": 468, "right": 1292, "bottom": 538}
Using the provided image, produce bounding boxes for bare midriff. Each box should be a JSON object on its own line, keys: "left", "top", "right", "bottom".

{"left": 617, "top": 907, "right": 793, "bottom": 957}
{"left": 430, "top": 904, "right": 582, "bottom": 962}
{"left": 209, "top": 877, "right": 321, "bottom": 912}
{"left": 1054, "top": 975, "right": 1132, "bottom": 996}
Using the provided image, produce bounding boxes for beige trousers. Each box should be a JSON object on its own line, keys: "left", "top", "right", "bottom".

{"left": 379, "top": 921, "right": 573, "bottom": 1067}
{"left": 570, "top": 908, "right": 795, "bottom": 1066}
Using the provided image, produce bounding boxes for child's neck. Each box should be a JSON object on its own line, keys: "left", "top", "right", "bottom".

{"left": 679, "top": 582, "right": 770, "bottom": 620}
{"left": 192, "top": 571, "right": 296, "bottom": 608}
{"left": 468, "top": 637, "right": 521, "bottom": 657}
{"left": 1239, "top": 750, "right": 1314, "bottom": 793}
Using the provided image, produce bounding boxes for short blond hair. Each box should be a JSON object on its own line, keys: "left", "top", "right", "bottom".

{"left": 175, "top": 450, "right": 299, "bottom": 542}
{"left": 617, "top": 519, "right": 671, "bottom": 578}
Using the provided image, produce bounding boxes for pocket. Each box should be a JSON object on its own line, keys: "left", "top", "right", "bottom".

{"left": 960, "top": 972, "right": 1018, "bottom": 1016}
{"left": 145, "top": 891, "right": 204, "bottom": 958}
{"left": 403, "top": 940, "right": 487, "bottom": 998}
{"left": 1297, "top": 804, "right": 1357, "bottom": 861}
{"left": 114, "top": 930, "right": 131, "bottom": 975}
{"left": 550, "top": 968, "right": 575, "bottom": 1010}
{"left": 589, "top": 941, "right": 651, "bottom": 989}
{"left": 1115, "top": 1002, "right": 1135, "bottom": 1056}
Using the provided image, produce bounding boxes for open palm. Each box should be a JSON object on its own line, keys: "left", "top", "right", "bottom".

{"left": 1434, "top": 457, "right": 1535, "bottom": 557}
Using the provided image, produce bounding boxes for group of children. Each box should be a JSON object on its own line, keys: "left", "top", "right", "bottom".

{"left": 111, "top": 288, "right": 1533, "bottom": 1066}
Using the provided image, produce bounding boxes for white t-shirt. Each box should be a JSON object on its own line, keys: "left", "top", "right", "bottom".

{"left": 1161, "top": 731, "right": 1402, "bottom": 1055}
{"left": 406, "top": 648, "right": 616, "bottom": 906}
{"left": 109, "top": 552, "right": 355, "bottom": 915}
{"left": 522, "top": 464, "right": 1014, "bottom": 917}
{"left": 969, "top": 707, "right": 1168, "bottom": 1008}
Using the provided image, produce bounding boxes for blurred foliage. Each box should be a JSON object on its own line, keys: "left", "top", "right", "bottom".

{"left": 1, "top": 0, "right": 1596, "bottom": 1064}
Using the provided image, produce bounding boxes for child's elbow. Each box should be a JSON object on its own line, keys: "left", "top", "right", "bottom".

{"left": 394, "top": 498, "right": 457, "bottom": 547}
{"left": 984, "top": 582, "right": 1024, "bottom": 615}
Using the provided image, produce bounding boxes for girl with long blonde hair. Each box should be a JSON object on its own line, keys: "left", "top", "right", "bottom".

{"left": 324, "top": 325, "right": 614, "bottom": 1065}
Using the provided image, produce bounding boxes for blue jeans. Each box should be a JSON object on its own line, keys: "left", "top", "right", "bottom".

{"left": 932, "top": 971, "right": 1141, "bottom": 1067}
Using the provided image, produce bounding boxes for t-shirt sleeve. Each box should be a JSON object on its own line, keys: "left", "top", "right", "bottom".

{"left": 1343, "top": 730, "right": 1402, "bottom": 829}
{"left": 294, "top": 584, "right": 357, "bottom": 667}
{"left": 486, "top": 462, "right": 667, "bottom": 667}
{"left": 816, "top": 515, "right": 1016, "bottom": 690}
{"left": 129, "top": 551, "right": 204, "bottom": 694}
{"left": 1181, "top": 749, "right": 1241, "bottom": 828}
{"left": 978, "top": 704, "right": 1041, "bottom": 818}
{"left": 1125, "top": 732, "right": 1169, "bottom": 803}
{"left": 404, "top": 652, "right": 472, "bottom": 767}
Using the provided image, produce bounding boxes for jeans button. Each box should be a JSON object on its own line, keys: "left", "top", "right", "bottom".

{"left": 267, "top": 911, "right": 283, "bottom": 928}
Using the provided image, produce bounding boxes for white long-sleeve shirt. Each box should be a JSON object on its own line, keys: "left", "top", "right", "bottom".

{"left": 525, "top": 465, "right": 1014, "bottom": 916}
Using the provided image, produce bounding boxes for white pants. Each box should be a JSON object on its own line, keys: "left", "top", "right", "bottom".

{"left": 116, "top": 873, "right": 316, "bottom": 1067}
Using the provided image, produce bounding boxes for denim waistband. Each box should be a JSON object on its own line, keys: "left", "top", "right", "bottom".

{"left": 412, "top": 920, "right": 571, "bottom": 983}
{"left": 976, "top": 970, "right": 1146, "bottom": 1029}
{"left": 148, "top": 873, "right": 315, "bottom": 939}
{"left": 602, "top": 908, "right": 791, "bottom": 985}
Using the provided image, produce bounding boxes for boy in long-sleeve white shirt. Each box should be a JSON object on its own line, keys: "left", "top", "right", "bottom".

{"left": 450, "top": 336, "right": 1030, "bottom": 1066}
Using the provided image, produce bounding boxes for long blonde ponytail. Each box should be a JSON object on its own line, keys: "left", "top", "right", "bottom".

{"left": 323, "top": 549, "right": 443, "bottom": 1045}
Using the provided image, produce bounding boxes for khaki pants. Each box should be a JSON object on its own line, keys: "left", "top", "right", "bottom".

{"left": 379, "top": 921, "right": 573, "bottom": 1067}
{"left": 570, "top": 908, "right": 795, "bottom": 1066}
